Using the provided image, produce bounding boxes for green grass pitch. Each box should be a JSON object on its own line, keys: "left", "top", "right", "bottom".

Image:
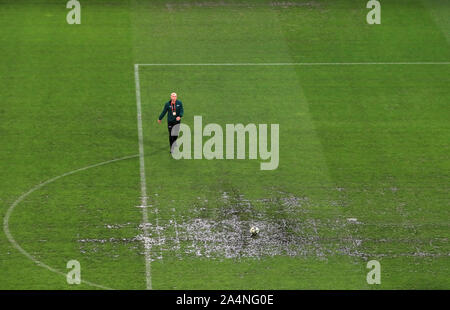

{"left": 0, "top": 0, "right": 449, "bottom": 289}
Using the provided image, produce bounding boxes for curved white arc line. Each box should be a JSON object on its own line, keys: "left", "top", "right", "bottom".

{"left": 3, "top": 154, "right": 139, "bottom": 290}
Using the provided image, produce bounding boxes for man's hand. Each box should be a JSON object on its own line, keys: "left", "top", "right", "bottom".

{"left": 176, "top": 116, "right": 181, "bottom": 121}
{"left": 158, "top": 119, "right": 161, "bottom": 124}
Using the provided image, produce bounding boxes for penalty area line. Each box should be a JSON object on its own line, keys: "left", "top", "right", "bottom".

{"left": 134, "top": 64, "right": 153, "bottom": 290}
{"left": 136, "top": 62, "right": 450, "bottom": 66}
{"left": 132, "top": 59, "right": 449, "bottom": 288}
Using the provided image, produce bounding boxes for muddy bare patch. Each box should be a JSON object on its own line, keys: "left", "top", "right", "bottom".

{"left": 137, "top": 216, "right": 328, "bottom": 260}
{"left": 104, "top": 222, "right": 133, "bottom": 229}
{"left": 77, "top": 192, "right": 449, "bottom": 261}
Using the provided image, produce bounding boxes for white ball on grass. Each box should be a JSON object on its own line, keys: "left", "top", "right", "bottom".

{"left": 250, "top": 226, "right": 259, "bottom": 236}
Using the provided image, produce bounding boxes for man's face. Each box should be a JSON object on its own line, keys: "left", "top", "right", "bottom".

{"left": 171, "top": 93, "right": 177, "bottom": 102}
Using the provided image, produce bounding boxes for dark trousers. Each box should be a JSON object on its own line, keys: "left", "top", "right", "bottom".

{"left": 168, "top": 121, "right": 180, "bottom": 152}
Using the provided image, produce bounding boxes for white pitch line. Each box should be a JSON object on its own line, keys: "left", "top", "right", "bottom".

{"left": 3, "top": 154, "right": 139, "bottom": 290}
{"left": 137, "top": 62, "right": 450, "bottom": 66}
{"left": 134, "top": 64, "right": 153, "bottom": 290}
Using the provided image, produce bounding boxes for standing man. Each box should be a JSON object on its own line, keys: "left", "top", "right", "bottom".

{"left": 158, "top": 92, "right": 184, "bottom": 153}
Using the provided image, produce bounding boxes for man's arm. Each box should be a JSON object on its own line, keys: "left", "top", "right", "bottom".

{"left": 158, "top": 103, "right": 168, "bottom": 120}
{"left": 179, "top": 102, "right": 184, "bottom": 117}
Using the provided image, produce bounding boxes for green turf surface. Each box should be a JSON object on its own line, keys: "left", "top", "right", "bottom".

{"left": 0, "top": 0, "right": 448, "bottom": 289}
